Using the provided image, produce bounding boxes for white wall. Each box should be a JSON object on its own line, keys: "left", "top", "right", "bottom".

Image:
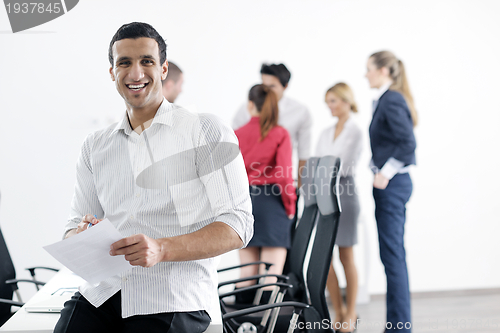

{"left": 1, "top": 0, "right": 499, "bottom": 302}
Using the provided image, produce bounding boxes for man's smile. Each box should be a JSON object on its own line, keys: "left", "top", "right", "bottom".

{"left": 126, "top": 82, "right": 149, "bottom": 92}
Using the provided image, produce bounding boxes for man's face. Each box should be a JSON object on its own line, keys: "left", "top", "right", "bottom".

{"left": 261, "top": 74, "right": 286, "bottom": 101}
{"left": 162, "top": 73, "right": 184, "bottom": 103}
{"left": 109, "top": 37, "right": 168, "bottom": 111}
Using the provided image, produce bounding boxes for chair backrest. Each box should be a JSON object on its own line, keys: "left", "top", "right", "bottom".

{"left": 303, "top": 155, "right": 342, "bottom": 329}
{"left": 283, "top": 157, "right": 320, "bottom": 301}
{"left": 0, "top": 192, "right": 16, "bottom": 320}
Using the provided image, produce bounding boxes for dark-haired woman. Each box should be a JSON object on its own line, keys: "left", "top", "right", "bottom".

{"left": 366, "top": 51, "right": 417, "bottom": 332}
{"left": 234, "top": 84, "right": 296, "bottom": 299}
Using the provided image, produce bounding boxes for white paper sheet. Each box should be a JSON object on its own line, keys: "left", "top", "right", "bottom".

{"left": 43, "top": 219, "right": 132, "bottom": 284}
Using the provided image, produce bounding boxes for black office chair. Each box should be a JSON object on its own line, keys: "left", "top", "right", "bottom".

{"left": 218, "top": 157, "right": 321, "bottom": 307}
{"left": 300, "top": 155, "right": 342, "bottom": 331}
{"left": 220, "top": 156, "right": 342, "bottom": 333}
{"left": 0, "top": 226, "right": 32, "bottom": 326}
{"left": 0, "top": 193, "right": 58, "bottom": 326}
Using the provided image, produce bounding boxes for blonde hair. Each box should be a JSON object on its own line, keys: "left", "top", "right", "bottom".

{"left": 370, "top": 51, "right": 418, "bottom": 127}
{"left": 325, "top": 82, "right": 358, "bottom": 113}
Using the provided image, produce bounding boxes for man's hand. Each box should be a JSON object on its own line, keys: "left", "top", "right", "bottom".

{"left": 66, "top": 215, "right": 102, "bottom": 238}
{"left": 373, "top": 173, "right": 389, "bottom": 190}
{"left": 110, "top": 234, "right": 164, "bottom": 268}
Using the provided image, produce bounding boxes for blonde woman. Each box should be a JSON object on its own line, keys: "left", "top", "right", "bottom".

{"left": 315, "top": 83, "right": 362, "bottom": 332}
{"left": 366, "top": 51, "right": 417, "bottom": 332}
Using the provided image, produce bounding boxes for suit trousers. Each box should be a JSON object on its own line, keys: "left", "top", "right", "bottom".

{"left": 54, "top": 291, "right": 211, "bottom": 333}
{"left": 373, "top": 173, "right": 413, "bottom": 332}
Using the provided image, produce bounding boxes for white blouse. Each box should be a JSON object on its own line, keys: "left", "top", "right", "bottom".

{"left": 315, "top": 117, "right": 363, "bottom": 178}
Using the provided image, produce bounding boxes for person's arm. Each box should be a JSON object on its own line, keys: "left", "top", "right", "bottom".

{"left": 275, "top": 129, "right": 296, "bottom": 218}
{"left": 382, "top": 92, "right": 416, "bottom": 165}
{"left": 64, "top": 134, "right": 104, "bottom": 239}
{"left": 232, "top": 103, "right": 251, "bottom": 130}
{"left": 109, "top": 221, "right": 242, "bottom": 267}
{"left": 337, "top": 125, "right": 363, "bottom": 177}
{"left": 111, "top": 114, "right": 253, "bottom": 267}
{"left": 296, "top": 108, "right": 312, "bottom": 188}
{"left": 65, "top": 215, "right": 102, "bottom": 239}
{"left": 373, "top": 158, "right": 404, "bottom": 189}
{"left": 297, "top": 159, "right": 307, "bottom": 189}
{"left": 373, "top": 93, "right": 416, "bottom": 189}
{"left": 314, "top": 128, "right": 328, "bottom": 158}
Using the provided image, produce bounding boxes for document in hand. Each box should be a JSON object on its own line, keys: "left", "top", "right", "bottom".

{"left": 43, "top": 219, "right": 132, "bottom": 284}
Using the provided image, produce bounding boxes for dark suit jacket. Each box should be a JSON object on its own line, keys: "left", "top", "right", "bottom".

{"left": 369, "top": 90, "right": 416, "bottom": 169}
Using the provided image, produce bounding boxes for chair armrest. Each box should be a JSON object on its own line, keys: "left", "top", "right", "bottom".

{"left": 218, "top": 274, "right": 289, "bottom": 289}
{"left": 219, "top": 282, "right": 293, "bottom": 300}
{"left": 223, "top": 301, "right": 309, "bottom": 320}
{"left": 25, "top": 266, "right": 59, "bottom": 278}
{"left": 217, "top": 261, "right": 273, "bottom": 273}
{"left": 0, "top": 298, "right": 24, "bottom": 307}
{"left": 5, "top": 279, "right": 45, "bottom": 292}
{"left": 5, "top": 279, "right": 45, "bottom": 286}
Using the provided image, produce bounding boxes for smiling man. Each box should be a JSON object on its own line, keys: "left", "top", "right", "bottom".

{"left": 54, "top": 22, "right": 253, "bottom": 333}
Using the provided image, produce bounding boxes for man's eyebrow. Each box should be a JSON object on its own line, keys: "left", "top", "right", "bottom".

{"left": 115, "top": 55, "right": 155, "bottom": 63}
{"left": 116, "top": 56, "right": 131, "bottom": 63}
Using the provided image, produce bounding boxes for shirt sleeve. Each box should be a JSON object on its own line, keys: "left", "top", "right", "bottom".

{"left": 380, "top": 157, "right": 405, "bottom": 180}
{"left": 315, "top": 128, "right": 328, "bottom": 157}
{"left": 232, "top": 103, "right": 251, "bottom": 130}
{"left": 383, "top": 93, "right": 416, "bottom": 163}
{"left": 337, "top": 125, "right": 363, "bottom": 177}
{"left": 195, "top": 114, "right": 254, "bottom": 247}
{"left": 275, "top": 129, "right": 297, "bottom": 217}
{"left": 65, "top": 134, "right": 104, "bottom": 238}
{"left": 296, "top": 107, "right": 312, "bottom": 160}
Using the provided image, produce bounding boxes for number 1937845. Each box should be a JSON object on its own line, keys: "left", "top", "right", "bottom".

{"left": 6, "top": 2, "right": 62, "bottom": 14}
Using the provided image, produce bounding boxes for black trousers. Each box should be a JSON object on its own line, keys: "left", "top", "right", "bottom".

{"left": 54, "top": 292, "right": 211, "bottom": 333}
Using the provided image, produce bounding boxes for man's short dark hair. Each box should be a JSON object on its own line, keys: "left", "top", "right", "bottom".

{"left": 161, "top": 61, "right": 182, "bottom": 86}
{"left": 260, "top": 63, "right": 291, "bottom": 88}
{"left": 108, "top": 22, "right": 167, "bottom": 66}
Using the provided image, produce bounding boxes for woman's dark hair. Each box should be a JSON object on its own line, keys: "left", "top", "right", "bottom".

{"left": 260, "top": 63, "right": 291, "bottom": 88}
{"left": 248, "top": 84, "right": 279, "bottom": 141}
{"left": 108, "top": 22, "right": 167, "bottom": 66}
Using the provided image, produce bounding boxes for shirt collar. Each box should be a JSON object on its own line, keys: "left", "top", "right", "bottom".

{"left": 278, "top": 95, "right": 289, "bottom": 109}
{"left": 111, "top": 98, "right": 173, "bottom": 136}
{"left": 374, "top": 81, "right": 392, "bottom": 102}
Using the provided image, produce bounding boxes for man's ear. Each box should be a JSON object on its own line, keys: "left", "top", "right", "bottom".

{"left": 161, "top": 61, "right": 169, "bottom": 80}
{"left": 109, "top": 67, "right": 115, "bottom": 81}
{"left": 283, "top": 83, "right": 288, "bottom": 90}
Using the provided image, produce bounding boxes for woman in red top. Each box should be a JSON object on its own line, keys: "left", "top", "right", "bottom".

{"left": 235, "top": 84, "right": 296, "bottom": 298}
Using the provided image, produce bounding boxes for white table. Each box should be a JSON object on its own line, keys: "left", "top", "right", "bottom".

{"left": 0, "top": 268, "right": 222, "bottom": 333}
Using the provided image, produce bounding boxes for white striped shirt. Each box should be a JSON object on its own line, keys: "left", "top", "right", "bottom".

{"left": 65, "top": 99, "right": 253, "bottom": 318}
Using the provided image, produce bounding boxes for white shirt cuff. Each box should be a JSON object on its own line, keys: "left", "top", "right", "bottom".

{"left": 380, "top": 158, "right": 405, "bottom": 180}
